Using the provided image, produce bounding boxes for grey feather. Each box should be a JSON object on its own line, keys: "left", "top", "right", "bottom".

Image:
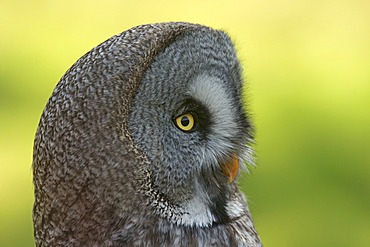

{"left": 33, "top": 22, "right": 262, "bottom": 246}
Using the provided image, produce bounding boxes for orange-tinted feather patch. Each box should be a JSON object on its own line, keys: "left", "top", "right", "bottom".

{"left": 222, "top": 156, "right": 239, "bottom": 184}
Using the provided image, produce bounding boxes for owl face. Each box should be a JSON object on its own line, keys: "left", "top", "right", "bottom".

{"left": 129, "top": 29, "right": 253, "bottom": 227}
{"left": 33, "top": 23, "right": 261, "bottom": 246}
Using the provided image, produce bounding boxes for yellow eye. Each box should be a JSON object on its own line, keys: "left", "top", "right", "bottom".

{"left": 175, "top": 113, "right": 195, "bottom": 132}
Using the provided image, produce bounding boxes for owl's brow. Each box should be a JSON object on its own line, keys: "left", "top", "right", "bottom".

{"left": 173, "top": 98, "right": 208, "bottom": 116}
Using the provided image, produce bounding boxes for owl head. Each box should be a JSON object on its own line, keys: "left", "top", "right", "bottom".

{"left": 33, "top": 22, "right": 260, "bottom": 246}
{"left": 129, "top": 27, "right": 254, "bottom": 227}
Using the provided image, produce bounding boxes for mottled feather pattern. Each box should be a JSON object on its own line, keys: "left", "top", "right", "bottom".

{"left": 33, "top": 22, "right": 262, "bottom": 246}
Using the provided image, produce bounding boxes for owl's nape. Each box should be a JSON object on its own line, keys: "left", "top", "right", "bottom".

{"left": 33, "top": 22, "right": 262, "bottom": 246}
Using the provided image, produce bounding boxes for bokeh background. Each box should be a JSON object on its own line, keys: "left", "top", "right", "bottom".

{"left": 1, "top": 0, "right": 369, "bottom": 246}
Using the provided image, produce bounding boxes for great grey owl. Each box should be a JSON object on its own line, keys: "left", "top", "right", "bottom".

{"left": 33, "top": 22, "right": 262, "bottom": 246}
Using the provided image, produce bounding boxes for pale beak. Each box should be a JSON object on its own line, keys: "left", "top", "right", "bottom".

{"left": 221, "top": 155, "right": 239, "bottom": 184}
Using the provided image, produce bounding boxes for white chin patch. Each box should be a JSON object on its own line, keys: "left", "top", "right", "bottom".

{"left": 176, "top": 179, "right": 216, "bottom": 228}
{"left": 177, "top": 194, "right": 215, "bottom": 228}
{"left": 226, "top": 193, "right": 246, "bottom": 219}
{"left": 176, "top": 179, "right": 215, "bottom": 227}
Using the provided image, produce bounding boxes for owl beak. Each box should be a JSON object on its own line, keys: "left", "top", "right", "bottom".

{"left": 221, "top": 155, "right": 239, "bottom": 184}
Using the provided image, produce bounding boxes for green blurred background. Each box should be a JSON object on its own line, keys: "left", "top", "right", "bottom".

{"left": 1, "top": 0, "right": 369, "bottom": 246}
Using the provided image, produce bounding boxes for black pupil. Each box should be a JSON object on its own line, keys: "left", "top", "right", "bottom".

{"left": 181, "top": 116, "right": 190, "bottom": 127}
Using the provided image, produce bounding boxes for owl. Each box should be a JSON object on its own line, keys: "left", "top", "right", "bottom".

{"left": 33, "top": 22, "right": 262, "bottom": 246}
